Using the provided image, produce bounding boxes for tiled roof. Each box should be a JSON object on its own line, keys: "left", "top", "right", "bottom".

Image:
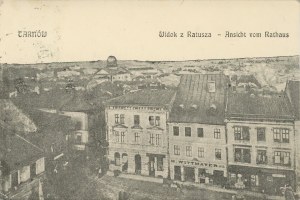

{"left": 285, "top": 80, "right": 300, "bottom": 120}
{"left": 0, "top": 133, "right": 43, "bottom": 171}
{"left": 105, "top": 89, "right": 176, "bottom": 107}
{"left": 169, "top": 74, "right": 228, "bottom": 125}
{"left": 226, "top": 92, "right": 294, "bottom": 120}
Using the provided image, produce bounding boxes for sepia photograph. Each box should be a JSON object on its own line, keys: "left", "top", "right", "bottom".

{"left": 0, "top": 1, "right": 299, "bottom": 200}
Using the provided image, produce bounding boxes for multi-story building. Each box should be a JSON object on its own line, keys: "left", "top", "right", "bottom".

{"left": 168, "top": 74, "right": 228, "bottom": 185}
{"left": 105, "top": 89, "right": 175, "bottom": 178}
{"left": 285, "top": 80, "right": 300, "bottom": 196}
{"left": 226, "top": 92, "right": 295, "bottom": 195}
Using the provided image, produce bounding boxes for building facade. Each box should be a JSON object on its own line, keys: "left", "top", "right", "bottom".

{"left": 105, "top": 90, "right": 175, "bottom": 178}
{"left": 226, "top": 92, "right": 296, "bottom": 195}
{"left": 285, "top": 80, "right": 300, "bottom": 195}
{"left": 169, "top": 74, "right": 228, "bottom": 185}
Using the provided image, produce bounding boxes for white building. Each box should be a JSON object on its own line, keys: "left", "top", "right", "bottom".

{"left": 105, "top": 89, "right": 175, "bottom": 178}
{"left": 226, "top": 92, "right": 296, "bottom": 195}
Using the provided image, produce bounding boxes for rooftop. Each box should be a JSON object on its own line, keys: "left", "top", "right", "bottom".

{"left": 0, "top": 132, "right": 43, "bottom": 171}
{"left": 285, "top": 80, "right": 300, "bottom": 120}
{"left": 169, "top": 74, "right": 228, "bottom": 125}
{"left": 226, "top": 92, "right": 294, "bottom": 121}
{"left": 105, "top": 89, "right": 175, "bottom": 107}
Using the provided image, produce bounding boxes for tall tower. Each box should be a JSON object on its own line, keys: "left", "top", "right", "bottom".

{"left": 106, "top": 56, "right": 117, "bottom": 68}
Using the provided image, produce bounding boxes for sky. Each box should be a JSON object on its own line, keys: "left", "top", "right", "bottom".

{"left": 0, "top": 0, "right": 299, "bottom": 64}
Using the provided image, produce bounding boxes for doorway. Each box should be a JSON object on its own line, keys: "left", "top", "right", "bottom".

{"left": 149, "top": 156, "right": 155, "bottom": 177}
{"left": 174, "top": 166, "right": 181, "bottom": 181}
{"left": 135, "top": 154, "right": 141, "bottom": 175}
{"left": 184, "top": 167, "right": 195, "bottom": 182}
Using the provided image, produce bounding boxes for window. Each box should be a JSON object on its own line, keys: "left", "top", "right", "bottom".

{"left": 174, "top": 145, "right": 180, "bottom": 155}
{"left": 215, "top": 149, "right": 222, "bottom": 160}
{"left": 234, "top": 148, "right": 251, "bottom": 163}
{"left": 155, "top": 134, "right": 161, "bottom": 145}
{"left": 149, "top": 116, "right": 155, "bottom": 126}
{"left": 134, "top": 115, "right": 140, "bottom": 126}
{"left": 120, "top": 114, "right": 125, "bottom": 124}
{"left": 185, "top": 127, "right": 191, "bottom": 137}
{"left": 273, "top": 129, "right": 281, "bottom": 142}
{"left": 214, "top": 129, "right": 221, "bottom": 139}
{"left": 76, "top": 134, "right": 82, "bottom": 144}
{"left": 257, "top": 150, "right": 267, "bottom": 164}
{"left": 173, "top": 126, "right": 179, "bottom": 136}
{"left": 274, "top": 151, "right": 291, "bottom": 166}
{"left": 186, "top": 146, "right": 192, "bottom": 157}
{"left": 134, "top": 132, "right": 140, "bottom": 143}
{"left": 234, "top": 126, "right": 250, "bottom": 141}
{"left": 257, "top": 128, "right": 266, "bottom": 142}
{"left": 150, "top": 133, "right": 154, "bottom": 145}
{"left": 197, "top": 128, "right": 203, "bottom": 137}
{"left": 115, "top": 131, "right": 120, "bottom": 142}
{"left": 157, "top": 157, "right": 163, "bottom": 171}
{"left": 282, "top": 129, "right": 289, "bottom": 143}
{"left": 155, "top": 116, "right": 160, "bottom": 126}
{"left": 75, "top": 121, "right": 82, "bottom": 130}
{"left": 208, "top": 81, "right": 216, "bottom": 93}
{"left": 115, "top": 114, "right": 119, "bottom": 124}
{"left": 198, "top": 147, "right": 204, "bottom": 158}
{"left": 120, "top": 132, "right": 125, "bottom": 143}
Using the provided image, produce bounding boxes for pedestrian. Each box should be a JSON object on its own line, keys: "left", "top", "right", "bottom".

{"left": 284, "top": 184, "right": 295, "bottom": 200}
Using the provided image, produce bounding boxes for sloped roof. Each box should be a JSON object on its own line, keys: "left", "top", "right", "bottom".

{"left": 105, "top": 89, "right": 175, "bottom": 107}
{"left": 94, "top": 67, "right": 131, "bottom": 76}
{"left": 285, "top": 80, "right": 300, "bottom": 120}
{"left": 59, "top": 91, "right": 94, "bottom": 112}
{"left": 0, "top": 99, "right": 37, "bottom": 133}
{"left": 169, "top": 74, "right": 228, "bottom": 125}
{"left": 0, "top": 133, "right": 43, "bottom": 171}
{"left": 226, "top": 92, "right": 294, "bottom": 121}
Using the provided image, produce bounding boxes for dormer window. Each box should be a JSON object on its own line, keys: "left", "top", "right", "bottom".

{"left": 208, "top": 81, "right": 216, "bottom": 93}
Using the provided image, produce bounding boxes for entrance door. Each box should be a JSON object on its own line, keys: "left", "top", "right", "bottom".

{"left": 122, "top": 153, "right": 128, "bottom": 172}
{"left": 149, "top": 156, "right": 155, "bottom": 177}
{"left": 184, "top": 167, "right": 195, "bottom": 182}
{"left": 135, "top": 154, "right": 141, "bottom": 175}
{"left": 213, "top": 170, "right": 224, "bottom": 185}
{"left": 174, "top": 166, "right": 181, "bottom": 181}
{"left": 11, "top": 171, "right": 18, "bottom": 188}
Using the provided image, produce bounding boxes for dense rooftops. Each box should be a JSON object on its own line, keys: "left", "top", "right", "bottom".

{"left": 169, "top": 74, "right": 228, "bottom": 125}
{"left": 105, "top": 89, "right": 176, "bottom": 107}
{"left": 226, "top": 92, "right": 294, "bottom": 121}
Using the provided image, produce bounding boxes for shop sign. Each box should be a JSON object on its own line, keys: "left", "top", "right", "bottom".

{"left": 170, "top": 159, "right": 225, "bottom": 168}
{"left": 272, "top": 174, "right": 286, "bottom": 178}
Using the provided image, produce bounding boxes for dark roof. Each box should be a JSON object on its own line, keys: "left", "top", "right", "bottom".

{"left": 226, "top": 92, "right": 294, "bottom": 121}
{"left": 105, "top": 89, "right": 175, "bottom": 107}
{"left": 0, "top": 133, "right": 43, "bottom": 171}
{"left": 60, "top": 91, "right": 94, "bottom": 112}
{"left": 285, "top": 80, "right": 300, "bottom": 120}
{"left": 169, "top": 74, "right": 228, "bottom": 125}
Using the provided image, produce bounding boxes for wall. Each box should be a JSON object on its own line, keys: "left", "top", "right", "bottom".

{"left": 227, "top": 120, "right": 295, "bottom": 170}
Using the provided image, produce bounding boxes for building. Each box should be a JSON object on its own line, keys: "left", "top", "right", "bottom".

{"left": 285, "top": 80, "right": 300, "bottom": 195}
{"left": 93, "top": 56, "right": 132, "bottom": 83}
{"left": 168, "top": 74, "right": 228, "bottom": 185}
{"left": 226, "top": 92, "right": 295, "bottom": 195}
{"left": 0, "top": 127, "right": 45, "bottom": 200}
{"left": 59, "top": 91, "right": 94, "bottom": 152}
{"left": 105, "top": 89, "right": 176, "bottom": 178}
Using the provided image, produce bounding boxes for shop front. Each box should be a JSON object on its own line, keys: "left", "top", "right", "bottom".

{"left": 228, "top": 165, "right": 295, "bottom": 195}
{"left": 170, "top": 159, "right": 227, "bottom": 185}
